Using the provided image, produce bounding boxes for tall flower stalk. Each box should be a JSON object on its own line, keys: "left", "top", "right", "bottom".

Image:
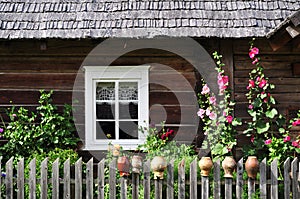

{"left": 243, "top": 39, "right": 300, "bottom": 167}
{"left": 197, "top": 52, "right": 241, "bottom": 161}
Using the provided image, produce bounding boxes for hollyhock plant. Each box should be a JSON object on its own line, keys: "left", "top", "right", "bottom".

{"left": 197, "top": 51, "right": 241, "bottom": 161}
{"left": 244, "top": 39, "right": 300, "bottom": 168}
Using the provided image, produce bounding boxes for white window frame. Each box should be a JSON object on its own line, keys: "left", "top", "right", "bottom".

{"left": 84, "top": 66, "right": 150, "bottom": 150}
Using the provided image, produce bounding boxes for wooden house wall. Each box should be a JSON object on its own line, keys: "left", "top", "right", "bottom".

{"left": 0, "top": 38, "right": 299, "bottom": 153}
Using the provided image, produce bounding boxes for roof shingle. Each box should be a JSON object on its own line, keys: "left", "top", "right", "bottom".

{"left": 0, "top": 0, "right": 299, "bottom": 39}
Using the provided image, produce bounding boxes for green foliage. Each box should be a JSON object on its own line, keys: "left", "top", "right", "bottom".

{"left": 0, "top": 90, "right": 79, "bottom": 160}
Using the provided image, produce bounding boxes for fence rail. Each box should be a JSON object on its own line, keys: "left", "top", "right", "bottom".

{"left": 0, "top": 156, "right": 300, "bottom": 199}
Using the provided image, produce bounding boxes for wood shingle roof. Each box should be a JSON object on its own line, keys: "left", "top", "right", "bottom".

{"left": 0, "top": 0, "right": 299, "bottom": 39}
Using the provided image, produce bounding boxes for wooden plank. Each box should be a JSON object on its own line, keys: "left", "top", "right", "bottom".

{"left": 97, "top": 159, "right": 105, "bottom": 199}
{"left": 271, "top": 159, "right": 278, "bottom": 199}
{"left": 178, "top": 159, "right": 185, "bottom": 199}
{"left": 234, "top": 69, "right": 292, "bottom": 78}
{"left": 109, "top": 158, "right": 117, "bottom": 199}
{"left": 40, "top": 158, "right": 48, "bottom": 199}
{"left": 166, "top": 160, "right": 174, "bottom": 199}
{"left": 86, "top": 158, "right": 93, "bottom": 199}
{"left": 52, "top": 158, "right": 59, "bottom": 199}
{"left": 5, "top": 157, "right": 13, "bottom": 199}
{"left": 143, "top": 160, "right": 151, "bottom": 199}
{"left": 213, "top": 159, "right": 221, "bottom": 199}
{"left": 63, "top": 159, "right": 71, "bottom": 199}
{"left": 154, "top": 179, "right": 163, "bottom": 199}
{"left": 120, "top": 177, "right": 128, "bottom": 199}
{"left": 284, "top": 158, "right": 291, "bottom": 199}
{"left": 291, "top": 157, "right": 298, "bottom": 199}
{"left": 17, "top": 158, "right": 24, "bottom": 199}
{"left": 236, "top": 158, "right": 243, "bottom": 199}
{"left": 150, "top": 91, "right": 197, "bottom": 106}
{"left": 225, "top": 178, "right": 232, "bottom": 199}
{"left": 260, "top": 158, "right": 267, "bottom": 199}
{"left": 132, "top": 173, "right": 139, "bottom": 199}
{"left": 28, "top": 158, "right": 36, "bottom": 199}
{"left": 0, "top": 73, "right": 78, "bottom": 90}
{"left": 75, "top": 158, "right": 82, "bottom": 199}
{"left": 247, "top": 178, "right": 255, "bottom": 199}
{"left": 201, "top": 176, "right": 209, "bottom": 199}
{"left": 189, "top": 159, "right": 197, "bottom": 199}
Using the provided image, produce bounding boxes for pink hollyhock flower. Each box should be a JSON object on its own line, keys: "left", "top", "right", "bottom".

{"left": 265, "top": 139, "right": 272, "bottom": 145}
{"left": 205, "top": 108, "right": 211, "bottom": 116}
{"left": 292, "top": 141, "right": 299, "bottom": 148}
{"left": 222, "top": 76, "right": 229, "bottom": 85}
{"left": 250, "top": 135, "right": 255, "bottom": 143}
{"left": 249, "top": 47, "right": 259, "bottom": 59}
{"left": 223, "top": 111, "right": 227, "bottom": 116}
{"left": 197, "top": 109, "right": 206, "bottom": 118}
{"left": 259, "top": 78, "right": 267, "bottom": 88}
{"left": 209, "top": 96, "right": 216, "bottom": 105}
{"left": 252, "top": 58, "right": 258, "bottom": 64}
{"left": 283, "top": 136, "right": 291, "bottom": 142}
{"left": 248, "top": 104, "right": 253, "bottom": 109}
{"left": 247, "top": 80, "right": 255, "bottom": 90}
{"left": 226, "top": 115, "right": 233, "bottom": 123}
{"left": 12, "top": 114, "right": 17, "bottom": 117}
{"left": 292, "top": 119, "right": 300, "bottom": 126}
{"left": 0, "top": 128, "right": 3, "bottom": 133}
{"left": 209, "top": 112, "right": 217, "bottom": 120}
{"left": 201, "top": 84, "right": 210, "bottom": 95}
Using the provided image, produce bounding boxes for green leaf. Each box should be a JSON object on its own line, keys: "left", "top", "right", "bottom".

{"left": 256, "top": 121, "right": 270, "bottom": 134}
{"left": 232, "top": 118, "right": 242, "bottom": 126}
{"left": 266, "top": 108, "right": 278, "bottom": 119}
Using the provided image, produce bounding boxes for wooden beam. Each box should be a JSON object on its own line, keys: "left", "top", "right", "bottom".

{"left": 286, "top": 25, "right": 300, "bottom": 38}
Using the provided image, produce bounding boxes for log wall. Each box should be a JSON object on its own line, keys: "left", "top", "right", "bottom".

{"left": 0, "top": 38, "right": 299, "bottom": 152}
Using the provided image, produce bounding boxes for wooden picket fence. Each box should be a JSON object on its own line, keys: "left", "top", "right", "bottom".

{"left": 1, "top": 156, "right": 300, "bottom": 199}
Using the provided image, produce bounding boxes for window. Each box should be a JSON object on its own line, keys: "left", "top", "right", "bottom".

{"left": 84, "top": 66, "right": 149, "bottom": 150}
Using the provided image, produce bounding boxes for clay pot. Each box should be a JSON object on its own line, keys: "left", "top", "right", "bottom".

{"left": 222, "top": 156, "right": 236, "bottom": 178}
{"left": 117, "top": 156, "right": 130, "bottom": 177}
{"left": 198, "top": 157, "right": 213, "bottom": 177}
{"left": 245, "top": 156, "right": 259, "bottom": 179}
{"left": 131, "top": 155, "right": 143, "bottom": 174}
{"left": 150, "top": 156, "right": 167, "bottom": 179}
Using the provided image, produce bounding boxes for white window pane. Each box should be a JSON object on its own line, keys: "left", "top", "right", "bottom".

{"left": 96, "top": 121, "right": 115, "bottom": 139}
{"left": 119, "top": 102, "right": 138, "bottom": 119}
{"left": 119, "top": 82, "right": 138, "bottom": 100}
{"left": 96, "top": 102, "right": 115, "bottom": 119}
{"left": 119, "top": 121, "right": 138, "bottom": 139}
{"left": 96, "top": 82, "right": 115, "bottom": 100}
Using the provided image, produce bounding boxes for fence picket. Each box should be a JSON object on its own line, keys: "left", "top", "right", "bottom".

{"left": 178, "top": 159, "right": 185, "bottom": 199}
{"left": 40, "top": 158, "right": 48, "bottom": 199}
{"left": 132, "top": 173, "right": 139, "bottom": 199}
{"left": 166, "top": 160, "right": 174, "bottom": 199}
{"left": 143, "top": 160, "right": 150, "bottom": 199}
{"left": 213, "top": 159, "right": 221, "bottom": 199}
{"left": 236, "top": 158, "right": 243, "bottom": 199}
{"left": 6, "top": 157, "right": 13, "bottom": 199}
{"left": 109, "top": 158, "right": 117, "bottom": 199}
{"left": 17, "top": 158, "right": 24, "bottom": 199}
{"left": 201, "top": 175, "right": 209, "bottom": 199}
{"left": 86, "top": 158, "right": 93, "bottom": 199}
{"left": 52, "top": 158, "right": 59, "bottom": 199}
{"left": 271, "top": 159, "right": 278, "bottom": 199}
{"left": 120, "top": 177, "right": 128, "bottom": 199}
{"left": 98, "top": 159, "right": 105, "bottom": 199}
{"left": 190, "top": 159, "right": 197, "bottom": 199}
{"left": 225, "top": 178, "right": 232, "bottom": 199}
{"left": 291, "top": 157, "right": 298, "bottom": 199}
{"left": 284, "top": 158, "right": 291, "bottom": 199}
{"left": 260, "top": 158, "right": 267, "bottom": 199}
{"left": 29, "top": 158, "right": 36, "bottom": 199}
{"left": 63, "top": 159, "right": 70, "bottom": 199}
{"left": 75, "top": 158, "right": 82, "bottom": 199}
